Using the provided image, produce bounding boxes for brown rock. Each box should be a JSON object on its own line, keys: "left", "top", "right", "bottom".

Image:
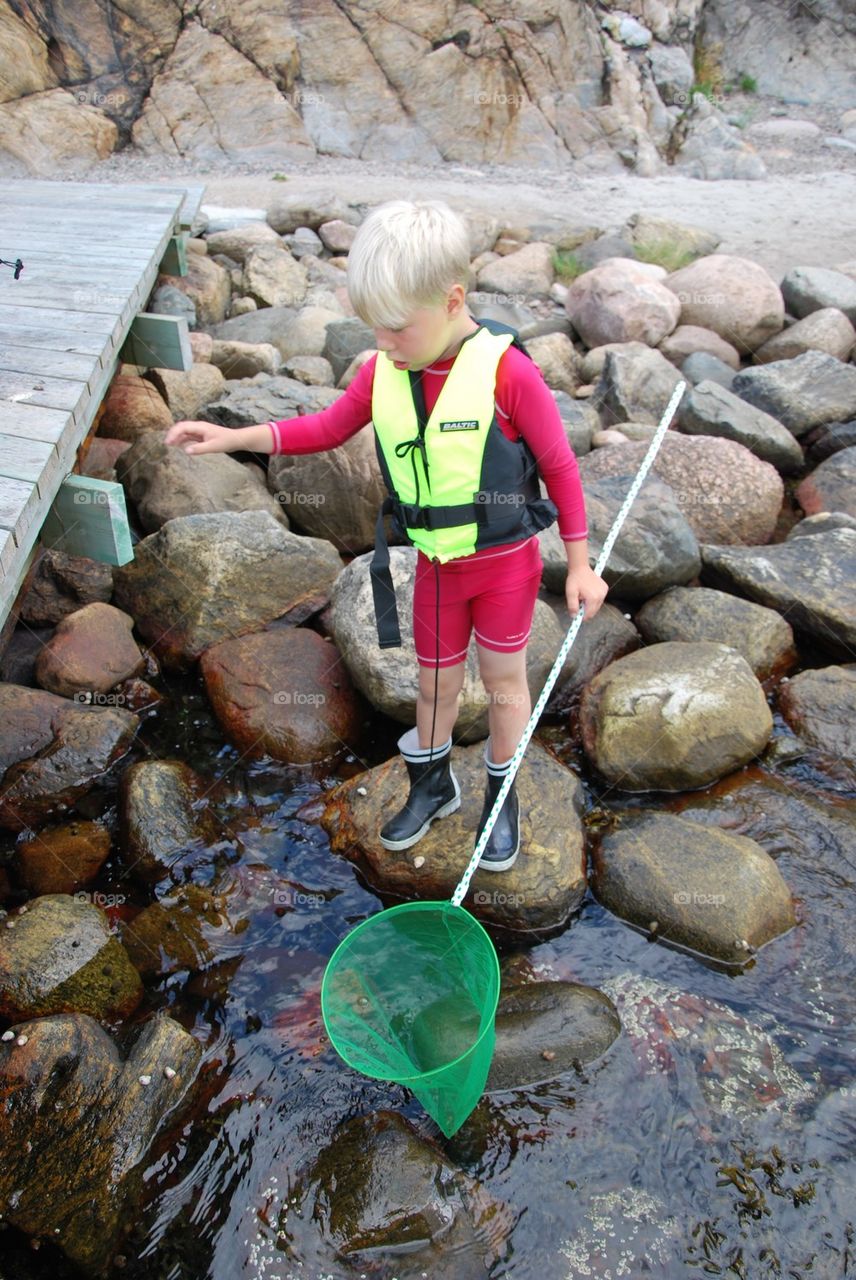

{"left": 34, "top": 601, "right": 145, "bottom": 698}
{"left": 200, "top": 627, "right": 364, "bottom": 763}
{"left": 98, "top": 372, "right": 172, "bottom": 440}
{"left": 15, "top": 820, "right": 111, "bottom": 895}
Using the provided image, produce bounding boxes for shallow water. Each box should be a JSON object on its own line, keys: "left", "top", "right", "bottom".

{"left": 3, "top": 661, "right": 854, "bottom": 1280}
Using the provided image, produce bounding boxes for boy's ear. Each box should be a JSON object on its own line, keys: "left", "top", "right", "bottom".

{"left": 446, "top": 282, "right": 467, "bottom": 316}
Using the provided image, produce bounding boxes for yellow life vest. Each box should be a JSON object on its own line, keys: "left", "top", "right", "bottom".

{"left": 369, "top": 321, "right": 558, "bottom": 647}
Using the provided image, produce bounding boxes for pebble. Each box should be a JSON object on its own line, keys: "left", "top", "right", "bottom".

{"left": 356, "top": 786, "right": 368, "bottom": 796}
{"left": 1, "top": 1030, "right": 14, "bottom": 1041}
{"left": 164, "top": 1066, "right": 177, "bottom": 1079}
{"left": 541, "top": 1049, "right": 557, "bottom": 1061}
{"left": 16, "top": 1034, "right": 28, "bottom": 1046}
{"left": 138, "top": 1074, "right": 152, "bottom": 1086}
{"left": 413, "top": 856, "right": 425, "bottom": 868}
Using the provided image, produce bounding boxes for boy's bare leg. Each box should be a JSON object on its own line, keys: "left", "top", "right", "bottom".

{"left": 415, "top": 660, "right": 466, "bottom": 748}
{"left": 476, "top": 645, "right": 530, "bottom": 762}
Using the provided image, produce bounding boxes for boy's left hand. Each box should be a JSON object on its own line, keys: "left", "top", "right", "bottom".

{"left": 566, "top": 565, "right": 609, "bottom": 621}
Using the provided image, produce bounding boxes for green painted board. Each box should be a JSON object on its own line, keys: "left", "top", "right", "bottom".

{"left": 40, "top": 475, "right": 134, "bottom": 565}
{"left": 119, "top": 312, "right": 192, "bottom": 371}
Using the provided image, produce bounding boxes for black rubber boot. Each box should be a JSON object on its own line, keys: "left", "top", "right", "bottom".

{"left": 379, "top": 727, "right": 461, "bottom": 851}
{"left": 475, "top": 741, "right": 520, "bottom": 872}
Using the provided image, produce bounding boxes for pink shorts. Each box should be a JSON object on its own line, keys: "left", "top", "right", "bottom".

{"left": 413, "top": 536, "right": 543, "bottom": 668}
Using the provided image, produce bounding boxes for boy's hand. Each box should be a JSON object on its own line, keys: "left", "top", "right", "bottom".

{"left": 566, "top": 564, "right": 609, "bottom": 621}
{"left": 164, "top": 420, "right": 235, "bottom": 455}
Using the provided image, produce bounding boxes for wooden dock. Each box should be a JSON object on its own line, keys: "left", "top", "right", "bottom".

{"left": 0, "top": 179, "right": 203, "bottom": 636}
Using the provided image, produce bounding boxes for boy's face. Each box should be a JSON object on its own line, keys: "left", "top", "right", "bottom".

{"left": 372, "top": 286, "right": 472, "bottom": 371}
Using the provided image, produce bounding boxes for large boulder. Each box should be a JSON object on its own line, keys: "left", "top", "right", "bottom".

{"left": 116, "top": 432, "right": 289, "bottom": 533}
{"left": 199, "top": 626, "right": 365, "bottom": 763}
{"left": 321, "top": 739, "right": 587, "bottom": 936}
{"left": 112, "top": 511, "right": 342, "bottom": 671}
{"left": 486, "top": 980, "right": 621, "bottom": 1091}
{"left": 780, "top": 266, "right": 856, "bottom": 325}
{"left": 329, "top": 547, "right": 564, "bottom": 742}
{"left": 665, "top": 254, "right": 784, "bottom": 352}
{"left": 580, "top": 641, "right": 773, "bottom": 791}
{"left": 268, "top": 426, "right": 386, "bottom": 553}
{"left": 594, "top": 345, "right": 685, "bottom": 425}
{"left": 795, "top": 446, "right": 856, "bottom": 519}
{"left": 477, "top": 241, "right": 556, "bottom": 299}
{"left": 542, "top": 475, "right": 700, "bottom": 602}
{"left": 580, "top": 434, "right": 784, "bottom": 546}
{"left": 700, "top": 530, "right": 856, "bottom": 660}
{"left": 634, "top": 587, "right": 796, "bottom": 679}
{"left": 678, "top": 380, "right": 804, "bottom": 473}
{"left": 565, "top": 258, "right": 681, "bottom": 348}
{"left": 731, "top": 350, "right": 856, "bottom": 437}
{"left": 592, "top": 813, "right": 796, "bottom": 965}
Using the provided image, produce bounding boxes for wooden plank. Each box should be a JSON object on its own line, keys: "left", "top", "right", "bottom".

{"left": 159, "top": 233, "right": 188, "bottom": 277}
{"left": 0, "top": 539, "right": 38, "bottom": 616}
{"left": 0, "top": 368, "right": 89, "bottom": 422}
{"left": 120, "top": 313, "right": 192, "bottom": 371}
{"left": 0, "top": 525, "right": 15, "bottom": 579}
{"left": 0, "top": 401, "right": 69, "bottom": 444}
{"left": 0, "top": 432, "right": 56, "bottom": 485}
{"left": 40, "top": 475, "right": 133, "bottom": 566}
{"left": 0, "top": 343, "right": 96, "bottom": 382}
{"left": 0, "top": 324, "right": 107, "bottom": 358}
{"left": 0, "top": 475, "right": 42, "bottom": 552}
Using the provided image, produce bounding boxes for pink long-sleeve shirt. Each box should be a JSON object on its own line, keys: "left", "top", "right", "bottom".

{"left": 268, "top": 341, "right": 589, "bottom": 543}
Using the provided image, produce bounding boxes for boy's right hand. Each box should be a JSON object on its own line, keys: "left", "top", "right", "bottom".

{"left": 164, "top": 420, "right": 234, "bottom": 455}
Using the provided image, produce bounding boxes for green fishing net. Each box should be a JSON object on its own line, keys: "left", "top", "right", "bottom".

{"left": 321, "top": 900, "right": 501, "bottom": 1137}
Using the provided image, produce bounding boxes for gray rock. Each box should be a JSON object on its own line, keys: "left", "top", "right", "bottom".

{"left": 150, "top": 282, "right": 197, "bottom": 328}
{"left": 542, "top": 474, "right": 700, "bottom": 602}
{"left": 321, "top": 737, "right": 587, "bottom": 936}
{"left": 267, "top": 192, "right": 360, "bottom": 235}
{"left": 780, "top": 266, "right": 856, "bottom": 325}
{"left": 552, "top": 391, "right": 599, "bottom": 455}
{"left": 731, "top": 350, "right": 856, "bottom": 437}
{"left": 209, "top": 304, "right": 298, "bottom": 347}
{"left": 647, "top": 46, "right": 695, "bottom": 105}
{"left": 679, "top": 379, "right": 804, "bottom": 473}
{"left": 580, "top": 641, "right": 773, "bottom": 791}
{"left": 269, "top": 423, "right": 386, "bottom": 553}
{"left": 574, "top": 234, "right": 638, "bottom": 270}
{"left": 205, "top": 374, "right": 338, "bottom": 431}
{"left": 112, "top": 511, "right": 342, "bottom": 670}
{"left": 795, "top": 446, "right": 856, "bottom": 519}
{"left": 539, "top": 598, "right": 641, "bottom": 713}
{"left": 329, "top": 547, "right": 563, "bottom": 742}
{"left": 322, "top": 315, "right": 376, "bottom": 383}
{"left": 487, "top": 981, "right": 622, "bottom": 1090}
{"left": 671, "top": 95, "right": 767, "bottom": 181}
{"left": 680, "top": 351, "right": 737, "bottom": 390}
{"left": 786, "top": 512, "right": 856, "bottom": 540}
{"left": 700, "top": 529, "right": 856, "bottom": 660}
{"left": 753, "top": 308, "right": 856, "bottom": 364}
{"left": 592, "top": 812, "right": 796, "bottom": 965}
{"left": 116, "top": 432, "right": 288, "bottom": 534}
{"left": 595, "top": 346, "right": 686, "bottom": 426}
{"left": 778, "top": 665, "right": 856, "bottom": 785}
{"left": 805, "top": 420, "right": 856, "bottom": 466}
{"left": 466, "top": 295, "right": 543, "bottom": 340}
{"left": 634, "top": 586, "right": 796, "bottom": 678}
{"left": 283, "top": 226, "right": 324, "bottom": 258}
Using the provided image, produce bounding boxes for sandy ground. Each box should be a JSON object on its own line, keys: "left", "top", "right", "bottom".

{"left": 51, "top": 150, "right": 856, "bottom": 282}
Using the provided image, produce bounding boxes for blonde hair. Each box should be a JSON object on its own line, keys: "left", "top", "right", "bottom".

{"left": 347, "top": 199, "right": 471, "bottom": 329}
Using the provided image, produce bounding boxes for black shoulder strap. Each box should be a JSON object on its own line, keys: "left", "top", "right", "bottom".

{"left": 474, "top": 315, "right": 532, "bottom": 362}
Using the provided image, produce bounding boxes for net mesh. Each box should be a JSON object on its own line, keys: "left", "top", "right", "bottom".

{"left": 321, "top": 901, "right": 500, "bottom": 1137}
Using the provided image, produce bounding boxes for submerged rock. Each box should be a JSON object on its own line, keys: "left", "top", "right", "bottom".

{"left": 321, "top": 739, "right": 586, "bottom": 935}
{"left": 0, "top": 1012, "right": 201, "bottom": 1273}
{"left": 0, "top": 894, "right": 142, "bottom": 1021}
{"left": 592, "top": 812, "right": 796, "bottom": 965}
{"left": 580, "top": 641, "right": 773, "bottom": 791}
{"left": 119, "top": 759, "right": 224, "bottom": 883}
{"left": 487, "top": 980, "right": 621, "bottom": 1090}
{"left": 778, "top": 665, "right": 856, "bottom": 785}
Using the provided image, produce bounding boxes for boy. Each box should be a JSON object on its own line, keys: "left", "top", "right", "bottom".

{"left": 165, "top": 200, "right": 607, "bottom": 872}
